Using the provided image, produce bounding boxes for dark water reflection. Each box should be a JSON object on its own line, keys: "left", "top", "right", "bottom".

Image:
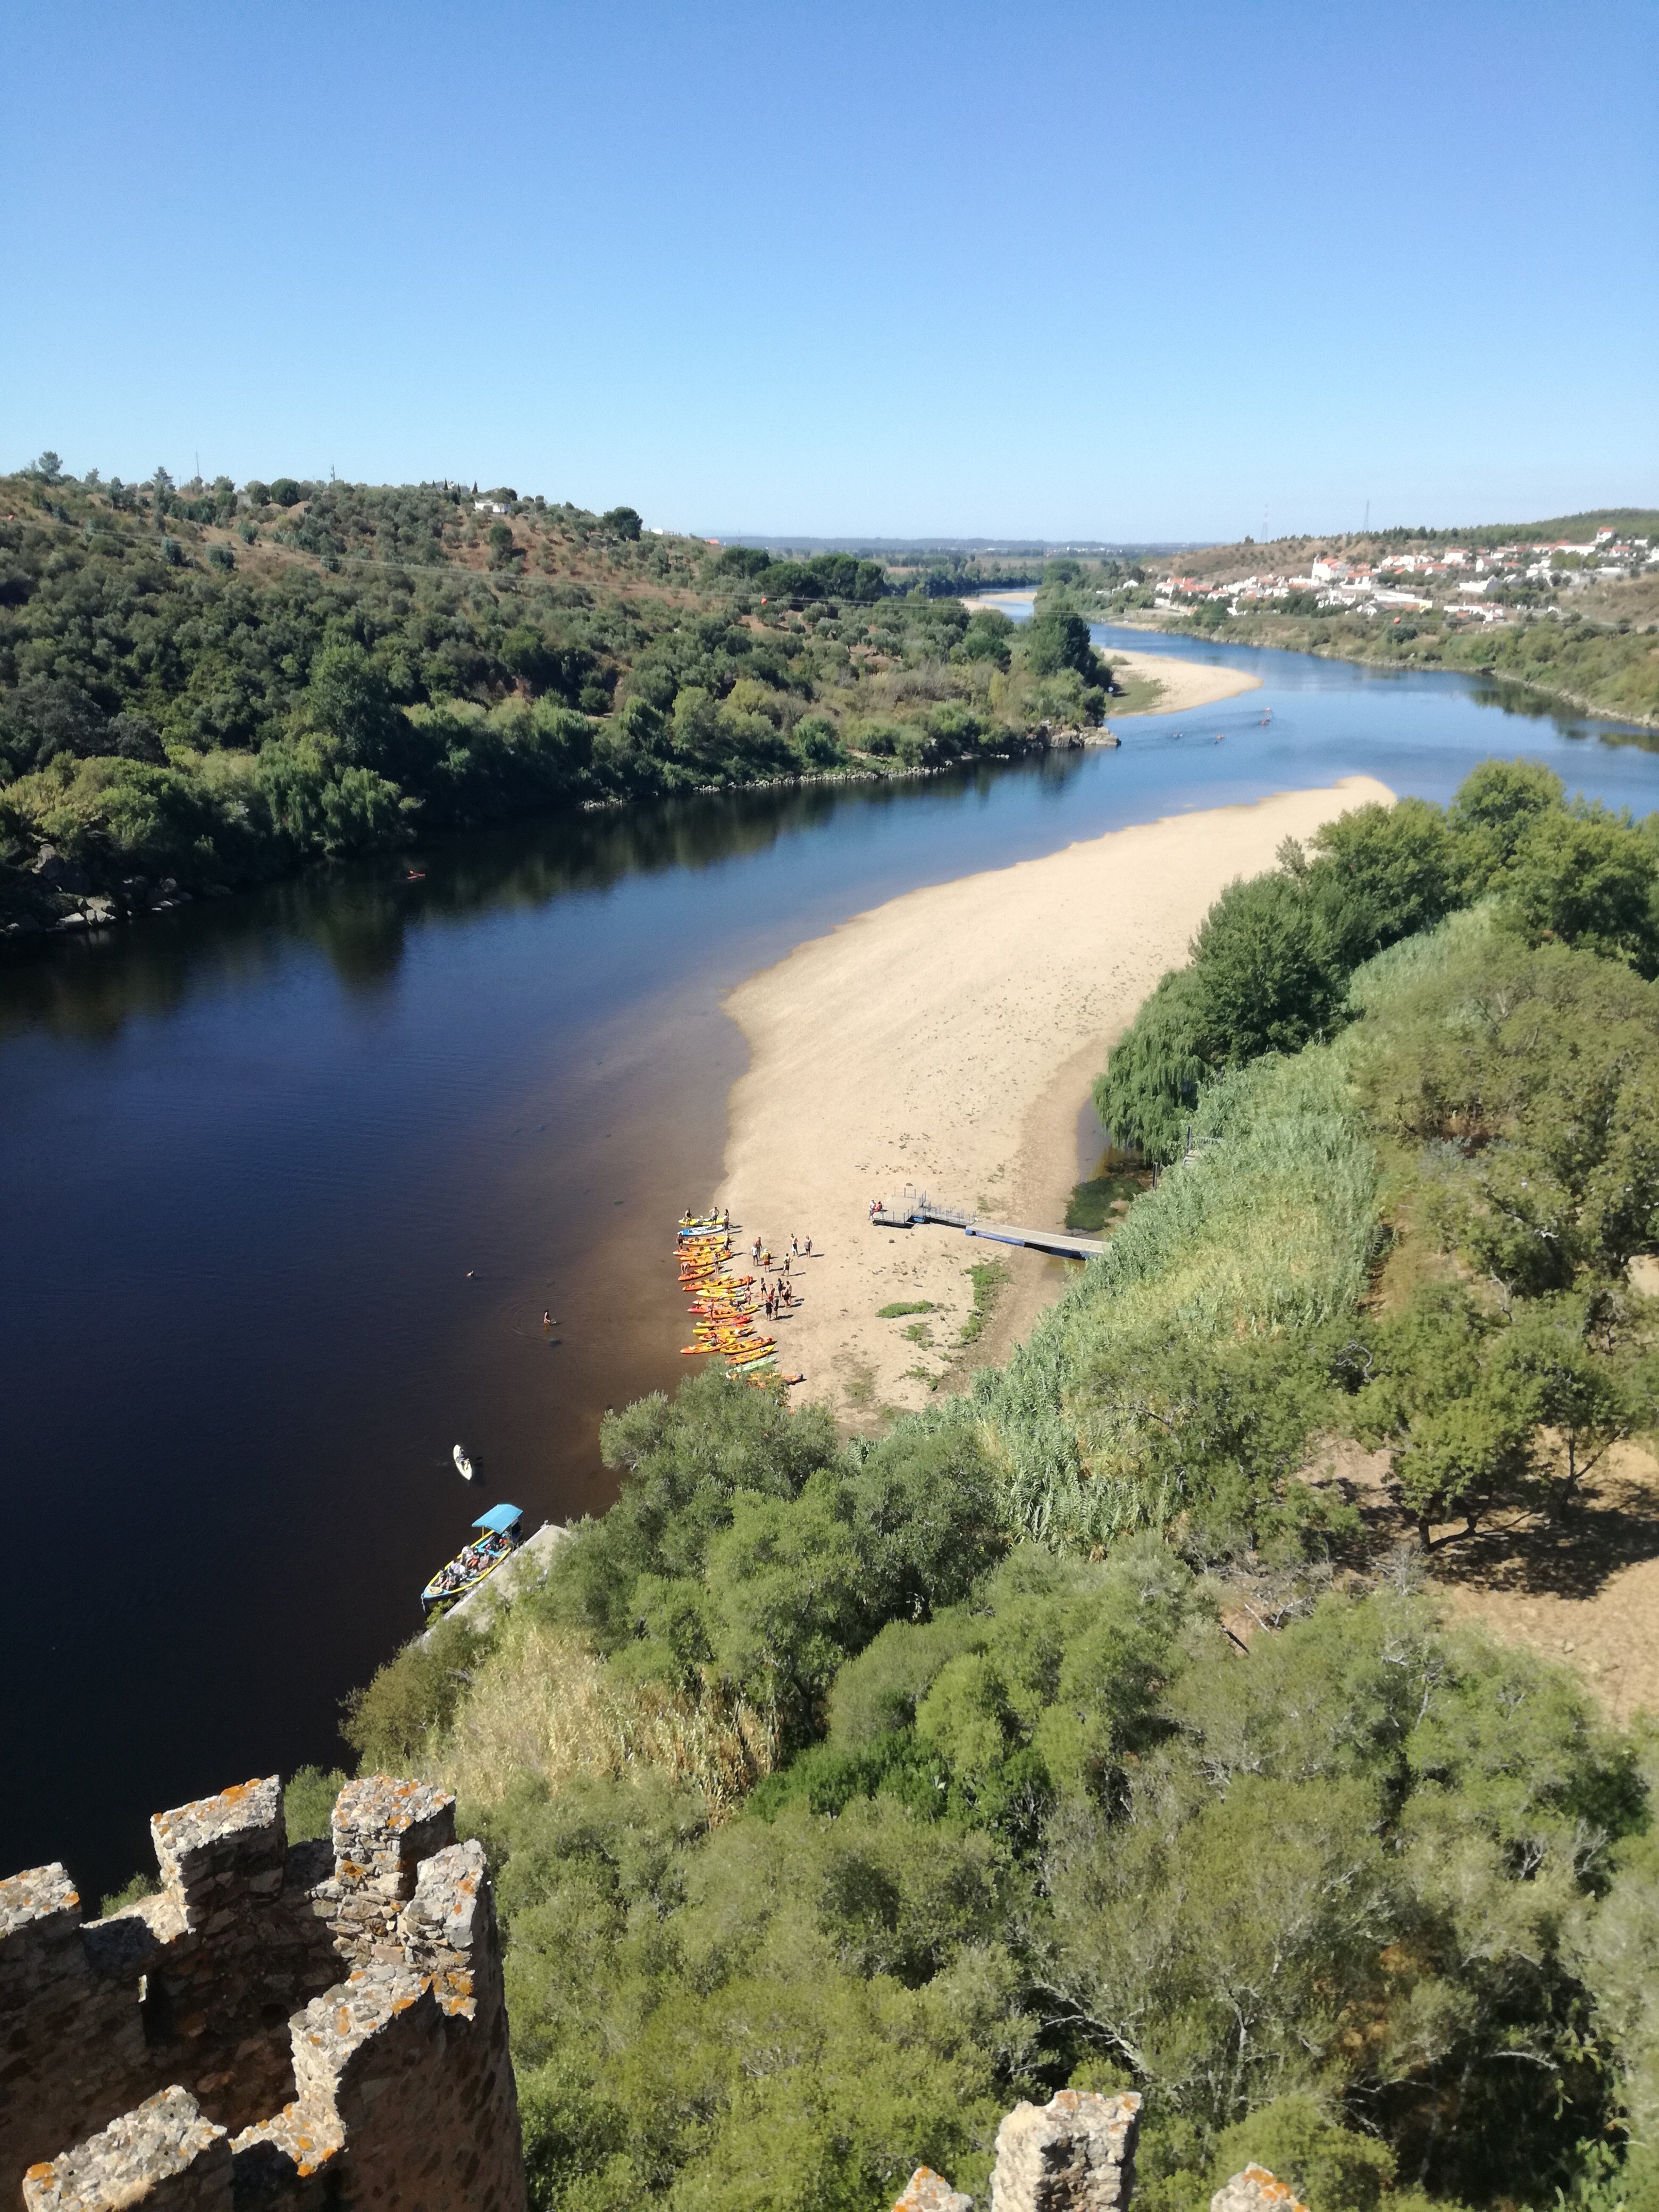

{"left": 3, "top": 639, "right": 1657, "bottom": 1899}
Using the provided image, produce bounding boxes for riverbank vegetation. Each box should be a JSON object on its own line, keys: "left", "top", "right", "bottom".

{"left": 337, "top": 759, "right": 1659, "bottom": 2211}
{"left": 1154, "top": 599, "right": 1659, "bottom": 728}
{"left": 0, "top": 464, "right": 1117, "bottom": 933}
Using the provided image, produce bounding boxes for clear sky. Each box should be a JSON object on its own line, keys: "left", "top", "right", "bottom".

{"left": 5, "top": 1, "right": 1655, "bottom": 541}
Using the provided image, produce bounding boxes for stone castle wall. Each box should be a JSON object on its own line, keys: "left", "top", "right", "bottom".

{"left": 1, "top": 1775, "right": 525, "bottom": 2212}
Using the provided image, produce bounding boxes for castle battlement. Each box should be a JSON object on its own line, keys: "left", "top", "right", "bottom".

{"left": 2, "top": 1775, "right": 525, "bottom": 2211}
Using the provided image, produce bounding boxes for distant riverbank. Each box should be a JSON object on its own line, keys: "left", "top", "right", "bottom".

{"left": 963, "top": 593, "right": 1260, "bottom": 719}
{"left": 1110, "top": 609, "right": 1659, "bottom": 734}
{"left": 715, "top": 774, "right": 1392, "bottom": 1426}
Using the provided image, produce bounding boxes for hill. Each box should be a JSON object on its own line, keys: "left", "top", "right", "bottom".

{"left": 0, "top": 464, "right": 1119, "bottom": 935}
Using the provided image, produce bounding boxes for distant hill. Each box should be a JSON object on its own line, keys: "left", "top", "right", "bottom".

{"left": 1430, "top": 508, "right": 1659, "bottom": 548}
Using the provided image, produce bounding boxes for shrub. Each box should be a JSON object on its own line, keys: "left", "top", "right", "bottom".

{"left": 284, "top": 1764, "right": 347, "bottom": 1842}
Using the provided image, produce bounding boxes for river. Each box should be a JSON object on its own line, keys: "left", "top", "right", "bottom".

{"left": 3, "top": 627, "right": 1656, "bottom": 1898}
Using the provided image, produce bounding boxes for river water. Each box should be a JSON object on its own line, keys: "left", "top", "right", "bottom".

{"left": 4, "top": 627, "right": 1656, "bottom": 1897}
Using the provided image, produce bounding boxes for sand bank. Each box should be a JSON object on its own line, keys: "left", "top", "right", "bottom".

{"left": 963, "top": 593, "right": 1259, "bottom": 717}
{"left": 1101, "top": 647, "right": 1260, "bottom": 717}
{"left": 715, "top": 776, "right": 1394, "bottom": 1425}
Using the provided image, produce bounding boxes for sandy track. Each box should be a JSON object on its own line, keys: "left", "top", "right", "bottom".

{"left": 714, "top": 776, "right": 1394, "bottom": 1425}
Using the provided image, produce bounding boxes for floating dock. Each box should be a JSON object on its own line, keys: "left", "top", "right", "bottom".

{"left": 871, "top": 1187, "right": 1105, "bottom": 1261}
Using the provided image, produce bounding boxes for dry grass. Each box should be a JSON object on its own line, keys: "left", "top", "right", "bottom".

{"left": 431, "top": 1616, "right": 776, "bottom": 1818}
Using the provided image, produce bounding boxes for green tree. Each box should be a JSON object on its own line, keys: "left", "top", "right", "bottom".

{"left": 1304, "top": 795, "right": 1458, "bottom": 961}
{"left": 1497, "top": 1296, "right": 1647, "bottom": 1513}
{"left": 1020, "top": 610, "right": 1097, "bottom": 681}
{"left": 1209, "top": 2094, "right": 1395, "bottom": 2212}
{"left": 1189, "top": 872, "right": 1347, "bottom": 1062}
{"left": 1448, "top": 757, "right": 1565, "bottom": 887}
{"left": 1497, "top": 802, "right": 1659, "bottom": 972}
{"left": 299, "top": 642, "right": 408, "bottom": 777}
{"left": 1351, "top": 1285, "right": 1536, "bottom": 1545}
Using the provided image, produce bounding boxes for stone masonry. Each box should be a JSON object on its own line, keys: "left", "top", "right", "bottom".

{"left": 2, "top": 1775, "right": 525, "bottom": 2212}
{"left": 991, "top": 2090, "right": 1142, "bottom": 2212}
{"left": 1209, "top": 2167, "right": 1310, "bottom": 2212}
{"left": 890, "top": 2089, "right": 1143, "bottom": 2212}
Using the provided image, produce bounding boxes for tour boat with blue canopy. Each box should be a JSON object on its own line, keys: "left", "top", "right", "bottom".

{"left": 421, "top": 1502, "right": 523, "bottom": 1610}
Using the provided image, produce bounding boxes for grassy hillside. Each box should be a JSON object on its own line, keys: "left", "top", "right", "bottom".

{"left": 0, "top": 465, "right": 1121, "bottom": 935}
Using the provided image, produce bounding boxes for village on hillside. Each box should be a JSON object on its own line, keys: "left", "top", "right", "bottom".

{"left": 1154, "top": 524, "right": 1658, "bottom": 629}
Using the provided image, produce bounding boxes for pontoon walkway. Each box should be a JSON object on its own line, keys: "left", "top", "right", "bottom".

{"left": 872, "top": 1187, "right": 1105, "bottom": 1261}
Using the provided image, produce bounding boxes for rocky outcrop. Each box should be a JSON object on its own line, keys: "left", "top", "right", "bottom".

{"left": 893, "top": 2168, "right": 976, "bottom": 2211}
{"left": 990, "top": 2090, "right": 1142, "bottom": 2212}
{"left": 1211, "top": 2166, "right": 1309, "bottom": 2212}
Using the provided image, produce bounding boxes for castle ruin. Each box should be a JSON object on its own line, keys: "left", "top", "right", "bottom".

{"left": 1, "top": 1774, "right": 525, "bottom": 2211}
{"left": 3, "top": 1775, "right": 1302, "bottom": 2212}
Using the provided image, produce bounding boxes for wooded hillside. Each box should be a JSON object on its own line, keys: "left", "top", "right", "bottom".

{"left": 0, "top": 463, "right": 1116, "bottom": 934}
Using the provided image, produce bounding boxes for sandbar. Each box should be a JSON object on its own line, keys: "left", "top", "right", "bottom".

{"left": 715, "top": 776, "right": 1394, "bottom": 1425}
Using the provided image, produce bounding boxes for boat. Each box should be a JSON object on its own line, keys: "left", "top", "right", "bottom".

{"left": 420, "top": 1503, "right": 522, "bottom": 1610}
{"left": 453, "top": 1444, "right": 474, "bottom": 1481}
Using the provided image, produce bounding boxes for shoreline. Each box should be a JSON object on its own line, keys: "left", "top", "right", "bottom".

{"left": 714, "top": 774, "right": 1394, "bottom": 1426}
{"left": 1111, "top": 610, "right": 1659, "bottom": 736}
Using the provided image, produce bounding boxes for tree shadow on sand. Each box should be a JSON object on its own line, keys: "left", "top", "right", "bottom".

{"left": 1352, "top": 1446, "right": 1659, "bottom": 1605}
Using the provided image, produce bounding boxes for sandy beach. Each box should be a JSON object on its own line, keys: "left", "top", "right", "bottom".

{"left": 715, "top": 776, "right": 1394, "bottom": 1424}
{"left": 963, "top": 593, "right": 1260, "bottom": 717}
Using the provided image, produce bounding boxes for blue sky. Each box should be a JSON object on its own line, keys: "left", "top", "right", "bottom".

{"left": 5, "top": 1, "right": 1655, "bottom": 540}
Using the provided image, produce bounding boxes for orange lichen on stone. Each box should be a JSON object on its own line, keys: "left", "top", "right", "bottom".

{"left": 1211, "top": 2165, "right": 1310, "bottom": 2212}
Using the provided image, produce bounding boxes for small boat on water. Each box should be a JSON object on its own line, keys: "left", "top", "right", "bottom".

{"left": 453, "top": 1444, "right": 474, "bottom": 1481}
{"left": 421, "top": 1502, "right": 522, "bottom": 1610}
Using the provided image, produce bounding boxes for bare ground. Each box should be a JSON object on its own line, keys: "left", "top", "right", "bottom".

{"left": 1317, "top": 1435, "right": 1659, "bottom": 1723}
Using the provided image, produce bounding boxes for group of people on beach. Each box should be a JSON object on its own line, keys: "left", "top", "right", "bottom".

{"left": 743, "top": 1229, "right": 814, "bottom": 1322}
{"left": 749, "top": 1231, "right": 810, "bottom": 1267}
